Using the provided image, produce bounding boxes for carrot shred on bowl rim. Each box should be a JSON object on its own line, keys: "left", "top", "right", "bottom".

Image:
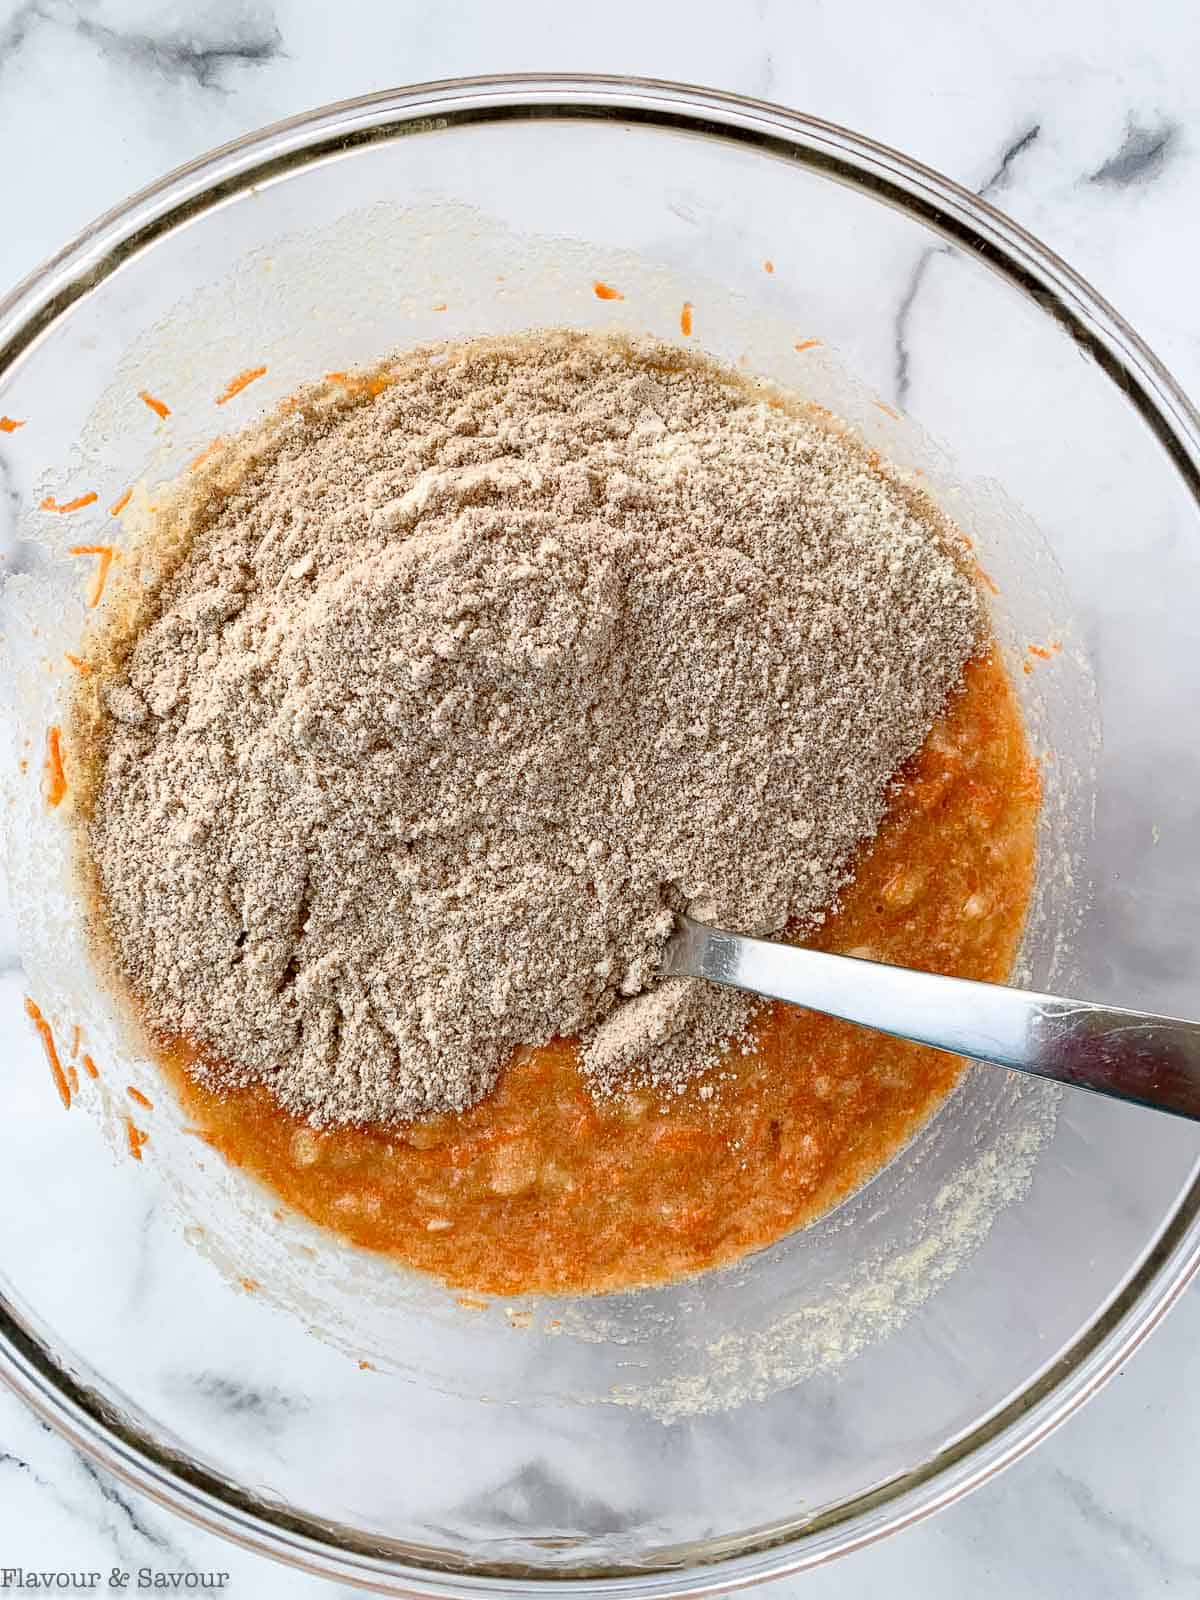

{"left": 109, "top": 487, "right": 132, "bottom": 516}
{"left": 138, "top": 389, "right": 171, "bottom": 419}
{"left": 44, "top": 725, "right": 67, "bottom": 807}
{"left": 593, "top": 281, "right": 624, "bottom": 301}
{"left": 40, "top": 492, "right": 98, "bottom": 514}
{"left": 125, "top": 1119, "right": 150, "bottom": 1161}
{"left": 23, "top": 997, "right": 71, "bottom": 1109}
{"left": 68, "top": 544, "right": 116, "bottom": 608}
{"left": 215, "top": 366, "right": 267, "bottom": 405}
{"left": 0, "top": 416, "right": 25, "bottom": 432}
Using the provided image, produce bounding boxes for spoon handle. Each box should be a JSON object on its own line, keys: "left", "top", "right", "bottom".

{"left": 662, "top": 915, "right": 1200, "bottom": 1122}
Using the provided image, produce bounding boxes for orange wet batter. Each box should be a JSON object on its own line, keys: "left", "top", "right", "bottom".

{"left": 161, "top": 649, "right": 1038, "bottom": 1296}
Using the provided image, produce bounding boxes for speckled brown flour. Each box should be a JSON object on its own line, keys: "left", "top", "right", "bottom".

{"left": 79, "top": 331, "right": 983, "bottom": 1126}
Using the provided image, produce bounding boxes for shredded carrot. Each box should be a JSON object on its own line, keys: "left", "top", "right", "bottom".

{"left": 66, "top": 1063, "right": 79, "bottom": 1095}
{"left": 456, "top": 1295, "right": 489, "bottom": 1311}
{"left": 108, "top": 487, "right": 132, "bottom": 516}
{"left": 1022, "top": 660, "right": 1033, "bottom": 675}
{"left": 357, "top": 1359, "right": 376, "bottom": 1371}
{"left": 68, "top": 543, "right": 116, "bottom": 608}
{"left": 794, "top": 338, "right": 822, "bottom": 353}
{"left": 593, "top": 281, "right": 624, "bottom": 301}
{"left": 124, "top": 1118, "right": 149, "bottom": 1161}
{"left": 431, "top": 302, "right": 448, "bottom": 312}
{"left": 24, "top": 998, "right": 71, "bottom": 1109}
{"left": 0, "top": 416, "right": 25, "bottom": 432}
{"left": 189, "top": 437, "right": 223, "bottom": 471}
{"left": 215, "top": 366, "right": 267, "bottom": 405}
{"left": 70, "top": 1025, "right": 81, "bottom": 1059}
{"left": 763, "top": 259, "right": 775, "bottom": 274}
{"left": 40, "top": 492, "right": 98, "bottom": 514}
{"left": 18, "top": 759, "right": 27, "bottom": 774}
{"left": 1027, "top": 641, "right": 1061, "bottom": 661}
{"left": 138, "top": 389, "right": 171, "bottom": 420}
{"left": 127, "top": 1085, "right": 154, "bottom": 1110}
{"left": 324, "top": 370, "right": 394, "bottom": 399}
{"left": 680, "top": 301, "right": 694, "bottom": 337}
{"left": 44, "top": 725, "right": 67, "bottom": 807}
{"left": 81, "top": 1052, "right": 99, "bottom": 1080}
{"left": 238, "top": 1276, "right": 260, "bottom": 1293}
{"left": 873, "top": 399, "right": 902, "bottom": 420}
{"left": 64, "top": 652, "right": 91, "bottom": 674}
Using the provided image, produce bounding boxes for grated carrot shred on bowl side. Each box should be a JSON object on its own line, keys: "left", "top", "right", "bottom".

{"left": 216, "top": 366, "right": 267, "bottom": 405}
{"left": 124, "top": 1119, "right": 149, "bottom": 1161}
{"left": 138, "top": 390, "right": 171, "bottom": 419}
{"left": 24, "top": 997, "right": 70, "bottom": 1109}
{"left": 41, "top": 492, "right": 98, "bottom": 514}
{"left": 44, "top": 725, "right": 67, "bottom": 807}
{"left": 69, "top": 544, "right": 116, "bottom": 607}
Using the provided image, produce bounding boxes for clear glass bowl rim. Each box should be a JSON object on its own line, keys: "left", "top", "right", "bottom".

{"left": 1, "top": 72, "right": 1198, "bottom": 1599}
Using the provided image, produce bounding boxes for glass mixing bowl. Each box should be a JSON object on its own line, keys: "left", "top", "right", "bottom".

{"left": 1, "top": 76, "right": 1198, "bottom": 1596}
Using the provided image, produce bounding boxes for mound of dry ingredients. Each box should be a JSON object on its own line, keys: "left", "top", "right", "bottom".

{"left": 82, "top": 331, "right": 983, "bottom": 1127}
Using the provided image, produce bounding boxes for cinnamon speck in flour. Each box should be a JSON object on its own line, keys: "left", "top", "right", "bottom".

{"left": 76, "top": 331, "right": 983, "bottom": 1127}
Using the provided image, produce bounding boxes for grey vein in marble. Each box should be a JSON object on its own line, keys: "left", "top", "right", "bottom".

{"left": 0, "top": 449, "right": 18, "bottom": 557}
{"left": 183, "top": 1374, "right": 309, "bottom": 1438}
{"left": 1, "top": 1416, "right": 190, "bottom": 1571}
{"left": 76, "top": 1453, "right": 193, "bottom": 1571}
{"left": 0, "top": 0, "right": 42, "bottom": 66}
{"left": 1053, "top": 1467, "right": 1200, "bottom": 1590}
{"left": 460, "top": 1460, "right": 626, "bottom": 1536}
{"left": 0, "top": 0, "right": 283, "bottom": 93}
{"left": 892, "top": 122, "right": 1041, "bottom": 406}
{"left": 978, "top": 122, "right": 1043, "bottom": 196}
{"left": 1089, "top": 120, "right": 1180, "bottom": 187}
{"left": 73, "top": 9, "right": 284, "bottom": 93}
{"left": 0, "top": 1446, "right": 39, "bottom": 1480}
{"left": 126, "top": 1196, "right": 163, "bottom": 1309}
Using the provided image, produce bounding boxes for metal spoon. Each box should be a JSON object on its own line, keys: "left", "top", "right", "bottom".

{"left": 662, "top": 915, "right": 1200, "bottom": 1122}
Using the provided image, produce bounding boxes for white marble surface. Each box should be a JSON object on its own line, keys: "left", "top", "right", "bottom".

{"left": 0, "top": 1, "right": 1198, "bottom": 1594}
